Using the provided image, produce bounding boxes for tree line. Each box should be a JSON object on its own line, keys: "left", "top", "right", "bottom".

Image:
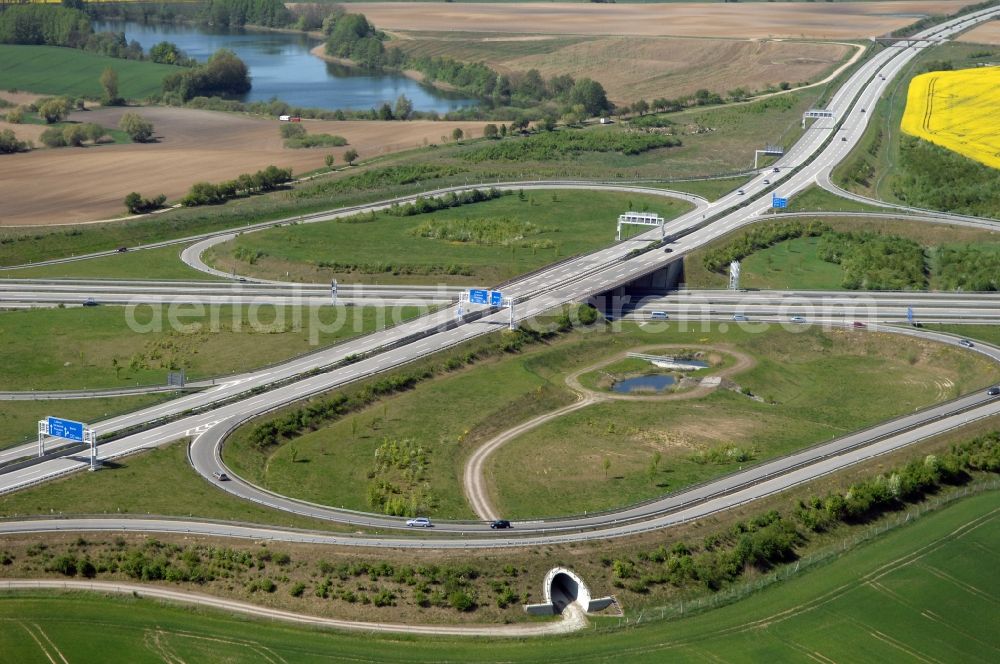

{"left": 181, "top": 165, "right": 292, "bottom": 207}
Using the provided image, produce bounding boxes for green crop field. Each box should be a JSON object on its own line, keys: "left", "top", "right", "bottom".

{"left": 0, "top": 304, "right": 422, "bottom": 391}
{"left": 0, "top": 490, "right": 995, "bottom": 662}
{"left": 224, "top": 322, "right": 998, "bottom": 519}
{"left": 0, "top": 394, "right": 171, "bottom": 451}
{"left": 0, "top": 45, "right": 177, "bottom": 100}
{"left": 0, "top": 244, "right": 220, "bottom": 281}
{"left": 204, "top": 190, "right": 693, "bottom": 285}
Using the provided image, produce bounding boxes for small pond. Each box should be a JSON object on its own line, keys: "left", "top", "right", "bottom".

{"left": 611, "top": 374, "right": 676, "bottom": 394}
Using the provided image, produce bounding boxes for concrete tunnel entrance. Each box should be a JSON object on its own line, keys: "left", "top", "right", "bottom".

{"left": 524, "top": 567, "right": 615, "bottom": 616}
{"left": 543, "top": 567, "right": 591, "bottom": 613}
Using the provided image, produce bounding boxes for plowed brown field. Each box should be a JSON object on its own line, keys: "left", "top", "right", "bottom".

{"left": 346, "top": 2, "right": 967, "bottom": 39}
{"left": 0, "top": 106, "right": 486, "bottom": 226}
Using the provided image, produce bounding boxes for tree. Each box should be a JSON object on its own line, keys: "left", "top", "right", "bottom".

{"left": 568, "top": 78, "right": 610, "bottom": 116}
{"left": 0, "top": 129, "right": 30, "bottom": 154}
{"left": 393, "top": 94, "right": 413, "bottom": 120}
{"left": 632, "top": 99, "right": 649, "bottom": 116}
{"left": 5, "top": 108, "right": 23, "bottom": 124}
{"left": 62, "top": 124, "right": 86, "bottom": 147}
{"left": 483, "top": 123, "right": 499, "bottom": 139}
{"left": 280, "top": 123, "right": 306, "bottom": 139}
{"left": 343, "top": 148, "right": 359, "bottom": 165}
{"left": 119, "top": 112, "right": 154, "bottom": 143}
{"left": 451, "top": 127, "right": 464, "bottom": 142}
{"left": 38, "top": 97, "right": 71, "bottom": 124}
{"left": 82, "top": 122, "right": 106, "bottom": 144}
{"left": 100, "top": 67, "right": 120, "bottom": 105}
{"left": 325, "top": 154, "right": 335, "bottom": 169}
{"left": 603, "top": 457, "right": 611, "bottom": 479}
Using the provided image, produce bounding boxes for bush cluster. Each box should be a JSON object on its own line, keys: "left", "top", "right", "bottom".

{"left": 462, "top": 128, "right": 679, "bottom": 163}
{"left": 124, "top": 192, "right": 167, "bottom": 215}
{"left": 934, "top": 245, "right": 1000, "bottom": 291}
{"left": 386, "top": 187, "right": 506, "bottom": 217}
{"left": 292, "top": 164, "right": 462, "bottom": 200}
{"left": 892, "top": 136, "right": 1000, "bottom": 218}
{"left": 818, "top": 231, "right": 927, "bottom": 290}
{"left": 702, "top": 221, "right": 830, "bottom": 273}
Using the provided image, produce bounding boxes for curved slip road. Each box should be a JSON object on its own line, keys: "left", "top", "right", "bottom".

{"left": 0, "top": 579, "right": 586, "bottom": 637}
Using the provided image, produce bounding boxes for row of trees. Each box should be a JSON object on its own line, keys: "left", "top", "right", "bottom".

{"left": 702, "top": 221, "right": 831, "bottom": 273}
{"left": 0, "top": 4, "right": 90, "bottom": 47}
{"left": 203, "top": 0, "right": 291, "bottom": 28}
{"left": 180, "top": 165, "right": 292, "bottom": 207}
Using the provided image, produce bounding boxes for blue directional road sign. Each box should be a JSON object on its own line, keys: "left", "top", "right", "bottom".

{"left": 47, "top": 416, "right": 85, "bottom": 443}
{"left": 469, "top": 289, "right": 489, "bottom": 305}
{"left": 469, "top": 289, "right": 504, "bottom": 306}
{"left": 772, "top": 194, "right": 788, "bottom": 209}
{"left": 907, "top": 306, "right": 914, "bottom": 324}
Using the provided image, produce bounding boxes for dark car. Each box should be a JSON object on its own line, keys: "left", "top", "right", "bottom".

{"left": 852, "top": 321, "right": 866, "bottom": 329}
{"left": 116, "top": 246, "right": 128, "bottom": 253}
{"left": 772, "top": 167, "right": 780, "bottom": 173}
{"left": 83, "top": 298, "right": 98, "bottom": 307}
{"left": 490, "top": 519, "right": 512, "bottom": 529}
{"left": 987, "top": 386, "right": 999, "bottom": 396}
{"left": 664, "top": 247, "right": 673, "bottom": 253}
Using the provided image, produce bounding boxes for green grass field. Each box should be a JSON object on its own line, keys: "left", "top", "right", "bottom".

{"left": 0, "top": 490, "right": 995, "bottom": 662}
{"left": 0, "top": 394, "right": 171, "bottom": 451}
{"left": 0, "top": 45, "right": 177, "bottom": 100}
{"left": 0, "top": 244, "right": 220, "bottom": 281}
{"left": 0, "top": 440, "right": 349, "bottom": 532}
{"left": 204, "top": 190, "right": 693, "bottom": 285}
{"left": 225, "top": 323, "right": 998, "bottom": 519}
{"left": 0, "top": 304, "right": 421, "bottom": 391}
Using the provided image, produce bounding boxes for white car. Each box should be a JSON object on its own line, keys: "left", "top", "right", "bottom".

{"left": 790, "top": 316, "right": 806, "bottom": 323}
{"left": 732, "top": 314, "right": 748, "bottom": 321}
{"left": 406, "top": 517, "right": 432, "bottom": 528}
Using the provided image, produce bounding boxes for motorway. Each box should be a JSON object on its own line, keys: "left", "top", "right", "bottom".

{"left": 1, "top": 6, "right": 1000, "bottom": 549}
{"left": 625, "top": 289, "right": 1000, "bottom": 324}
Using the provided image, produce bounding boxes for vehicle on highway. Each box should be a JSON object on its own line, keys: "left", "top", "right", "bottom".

{"left": 650, "top": 311, "right": 669, "bottom": 320}
{"left": 959, "top": 339, "right": 975, "bottom": 348}
{"left": 763, "top": 179, "right": 770, "bottom": 185}
{"left": 490, "top": 519, "right": 512, "bottom": 529}
{"left": 732, "top": 314, "right": 748, "bottom": 321}
{"left": 116, "top": 246, "right": 128, "bottom": 253}
{"left": 988, "top": 386, "right": 1000, "bottom": 396}
{"left": 737, "top": 189, "right": 745, "bottom": 195}
{"left": 842, "top": 137, "right": 848, "bottom": 142}
{"left": 861, "top": 108, "right": 866, "bottom": 113}
{"left": 790, "top": 316, "right": 806, "bottom": 323}
{"left": 83, "top": 298, "right": 98, "bottom": 307}
{"left": 212, "top": 471, "right": 229, "bottom": 481}
{"left": 852, "top": 321, "right": 867, "bottom": 329}
{"left": 772, "top": 167, "right": 780, "bottom": 173}
{"left": 406, "top": 517, "right": 432, "bottom": 528}
{"left": 664, "top": 247, "right": 673, "bottom": 253}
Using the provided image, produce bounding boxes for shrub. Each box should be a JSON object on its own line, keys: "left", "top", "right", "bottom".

{"left": 0, "top": 128, "right": 30, "bottom": 153}
{"left": 119, "top": 112, "right": 154, "bottom": 143}
{"left": 40, "top": 126, "right": 67, "bottom": 148}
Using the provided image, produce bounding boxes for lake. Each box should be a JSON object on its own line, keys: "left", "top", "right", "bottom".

{"left": 95, "top": 21, "right": 478, "bottom": 113}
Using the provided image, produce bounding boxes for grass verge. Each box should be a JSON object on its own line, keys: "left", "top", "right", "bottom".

{"left": 0, "top": 304, "right": 422, "bottom": 390}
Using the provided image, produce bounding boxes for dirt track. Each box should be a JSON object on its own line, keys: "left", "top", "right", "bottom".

{"left": 0, "top": 106, "right": 487, "bottom": 227}
{"left": 349, "top": 2, "right": 967, "bottom": 39}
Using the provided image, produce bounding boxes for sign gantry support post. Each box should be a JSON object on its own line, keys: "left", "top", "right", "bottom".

{"left": 38, "top": 416, "right": 97, "bottom": 469}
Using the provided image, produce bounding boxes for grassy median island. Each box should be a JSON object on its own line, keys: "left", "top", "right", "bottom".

{"left": 487, "top": 325, "right": 998, "bottom": 519}
{"left": 203, "top": 189, "right": 693, "bottom": 285}
{"left": 0, "top": 394, "right": 172, "bottom": 452}
{"left": 0, "top": 486, "right": 996, "bottom": 659}
{"left": 0, "top": 304, "right": 421, "bottom": 391}
{"left": 224, "top": 319, "right": 998, "bottom": 520}
{"left": 0, "top": 244, "right": 221, "bottom": 281}
{"left": 0, "top": 441, "right": 352, "bottom": 534}
{"left": 683, "top": 215, "right": 1000, "bottom": 290}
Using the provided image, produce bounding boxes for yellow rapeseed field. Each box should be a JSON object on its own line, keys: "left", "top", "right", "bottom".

{"left": 901, "top": 67, "right": 1000, "bottom": 169}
